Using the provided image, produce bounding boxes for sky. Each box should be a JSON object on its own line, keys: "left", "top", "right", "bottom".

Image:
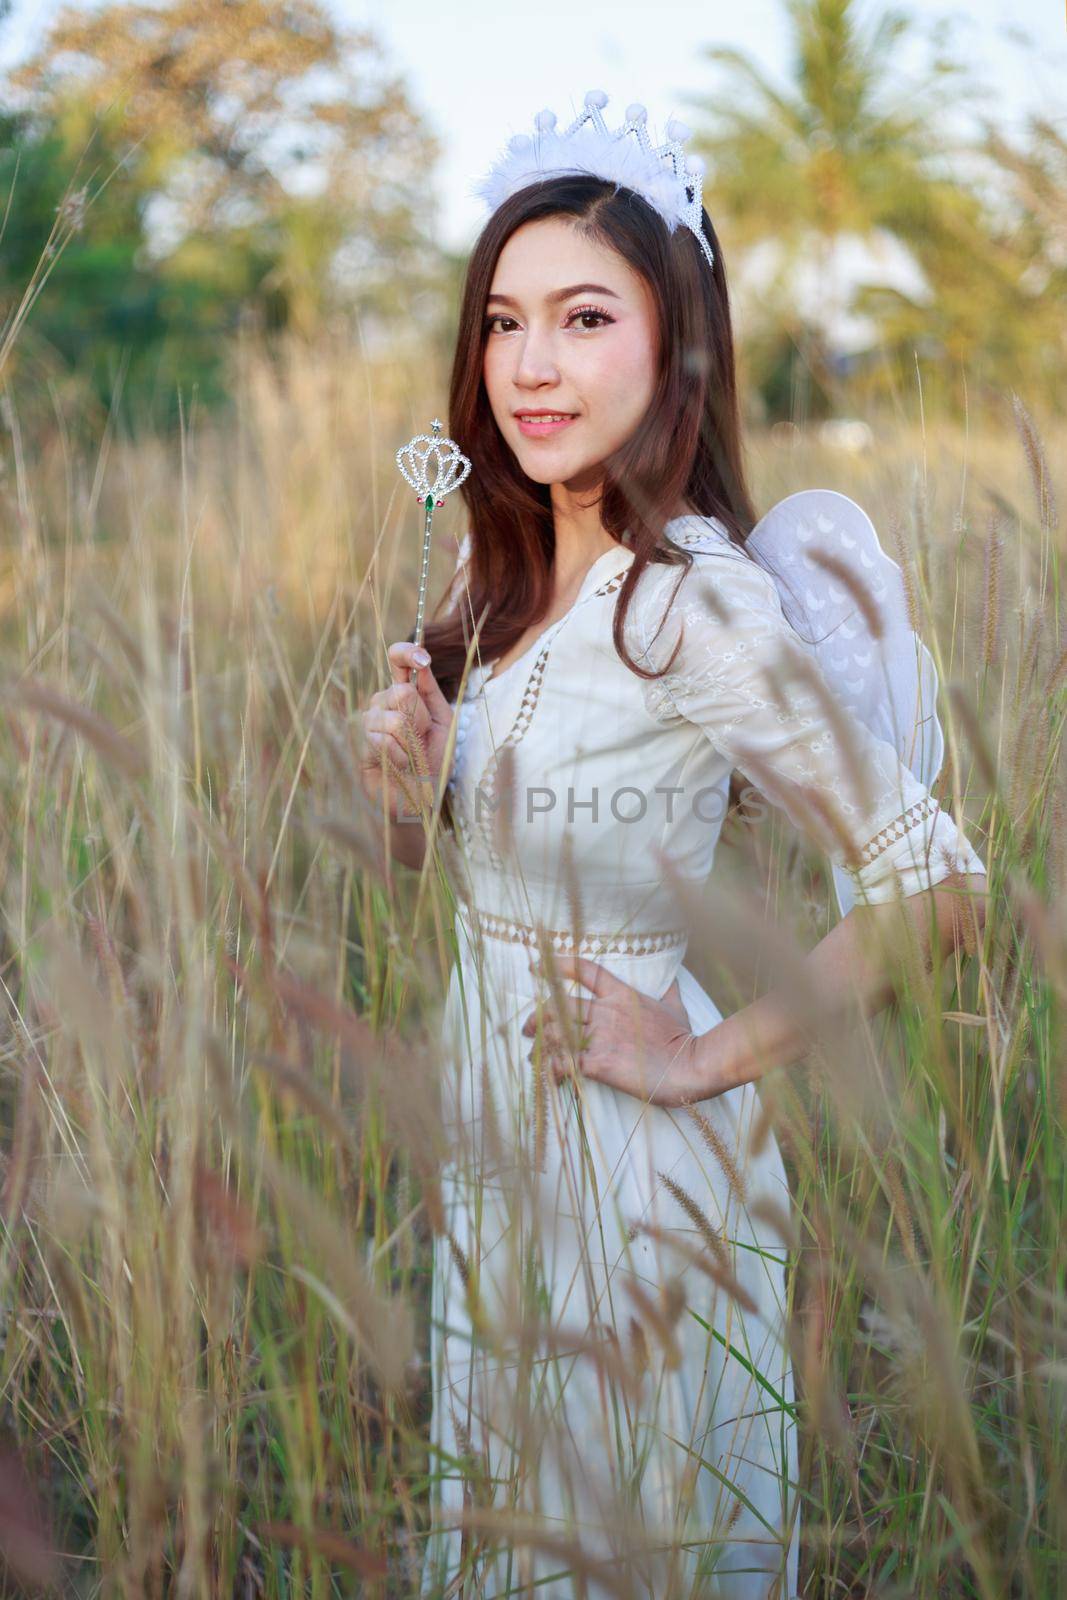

{"left": 2, "top": 0, "right": 1063, "bottom": 253}
{"left": 343, "top": 0, "right": 1060, "bottom": 251}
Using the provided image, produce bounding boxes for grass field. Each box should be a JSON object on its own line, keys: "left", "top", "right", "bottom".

{"left": 0, "top": 332, "right": 1062, "bottom": 1597}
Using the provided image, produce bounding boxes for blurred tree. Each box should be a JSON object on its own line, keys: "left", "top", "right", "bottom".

{"left": 691, "top": 1, "right": 966, "bottom": 242}
{"left": 847, "top": 114, "right": 1067, "bottom": 414}
{"left": 739, "top": 317, "right": 839, "bottom": 426}
{"left": 982, "top": 115, "right": 1067, "bottom": 265}
{"left": 684, "top": 0, "right": 1057, "bottom": 417}
{"left": 1, "top": 0, "right": 445, "bottom": 425}
{"left": 0, "top": 105, "right": 231, "bottom": 422}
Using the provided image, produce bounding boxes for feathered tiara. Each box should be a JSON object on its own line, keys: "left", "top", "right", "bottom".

{"left": 471, "top": 88, "right": 714, "bottom": 271}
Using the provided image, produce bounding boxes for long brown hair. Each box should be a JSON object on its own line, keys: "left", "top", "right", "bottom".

{"left": 419, "top": 174, "right": 759, "bottom": 702}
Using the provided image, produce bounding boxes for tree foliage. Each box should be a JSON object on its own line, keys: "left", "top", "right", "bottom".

{"left": 1, "top": 0, "right": 443, "bottom": 426}
{"left": 1, "top": 0, "right": 1060, "bottom": 430}
{"left": 686, "top": 0, "right": 1064, "bottom": 416}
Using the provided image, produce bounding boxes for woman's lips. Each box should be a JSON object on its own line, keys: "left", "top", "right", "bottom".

{"left": 515, "top": 413, "right": 579, "bottom": 438}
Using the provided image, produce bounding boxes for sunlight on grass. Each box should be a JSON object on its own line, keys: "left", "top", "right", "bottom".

{"left": 0, "top": 333, "right": 1062, "bottom": 1596}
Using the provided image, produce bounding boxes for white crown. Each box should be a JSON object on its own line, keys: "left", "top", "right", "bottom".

{"left": 472, "top": 89, "right": 714, "bottom": 271}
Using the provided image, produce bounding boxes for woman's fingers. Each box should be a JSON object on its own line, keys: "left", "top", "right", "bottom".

{"left": 543, "top": 955, "right": 627, "bottom": 1000}
{"left": 365, "top": 704, "right": 418, "bottom": 743}
{"left": 386, "top": 643, "right": 455, "bottom": 727}
{"left": 377, "top": 680, "right": 421, "bottom": 714}
{"left": 363, "top": 728, "right": 413, "bottom": 772}
{"left": 386, "top": 641, "right": 430, "bottom": 684}
{"left": 530, "top": 1021, "right": 565, "bottom": 1053}
{"left": 522, "top": 1011, "right": 593, "bottom": 1075}
{"left": 524, "top": 1004, "right": 598, "bottom": 1086}
{"left": 521, "top": 1001, "right": 591, "bottom": 1039}
{"left": 527, "top": 1037, "right": 578, "bottom": 1085}
{"left": 362, "top": 701, "right": 424, "bottom": 768}
{"left": 382, "top": 654, "right": 431, "bottom": 727}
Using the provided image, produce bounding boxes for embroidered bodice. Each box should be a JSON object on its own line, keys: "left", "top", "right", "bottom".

{"left": 441, "top": 513, "right": 985, "bottom": 957}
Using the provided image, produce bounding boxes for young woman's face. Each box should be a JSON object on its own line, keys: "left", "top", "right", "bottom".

{"left": 482, "top": 217, "right": 660, "bottom": 493}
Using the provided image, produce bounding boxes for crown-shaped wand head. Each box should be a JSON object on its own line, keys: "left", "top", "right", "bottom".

{"left": 395, "top": 418, "right": 472, "bottom": 685}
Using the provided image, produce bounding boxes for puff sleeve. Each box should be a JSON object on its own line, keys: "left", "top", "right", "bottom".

{"left": 630, "top": 546, "right": 987, "bottom": 906}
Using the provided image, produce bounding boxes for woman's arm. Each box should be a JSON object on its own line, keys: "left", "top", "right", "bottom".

{"left": 691, "top": 871, "right": 988, "bottom": 1094}
{"left": 523, "top": 876, "right": 988, "bottom": 1111}
{"left": 381, "top": 792, "right": 457, "bottom": 872}
{"left": 358, "top": 769, "right": 454, "bottom": 873}
{"left": 362, "top": 532, "right": 469, "bottom": 875}
{"left": 356, "top": 632, "right": 460, "bottom": 874}
{"left": 383, "top": 816, "right": 429, "bottom": 872}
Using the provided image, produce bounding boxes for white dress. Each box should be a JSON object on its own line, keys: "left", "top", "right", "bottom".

{"left": 420, "top": 507, "right": 986, "bottom": 1600}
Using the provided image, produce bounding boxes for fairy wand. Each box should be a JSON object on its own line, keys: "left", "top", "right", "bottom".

{"left": 395, "top": 418, "right": 473, "bottom": 686}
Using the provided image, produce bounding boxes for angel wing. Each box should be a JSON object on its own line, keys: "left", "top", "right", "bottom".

{"left": 744, "top": 489, "right": 945, "bottom": 919}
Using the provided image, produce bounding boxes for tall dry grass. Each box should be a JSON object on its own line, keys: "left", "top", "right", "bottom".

{"left": 0, "top": 330, "right": 1062, "bottom": 1597}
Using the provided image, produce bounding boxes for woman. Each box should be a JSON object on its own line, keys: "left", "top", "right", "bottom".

{"left": 359, "top": 93, "right": 988, "bottom": 1600}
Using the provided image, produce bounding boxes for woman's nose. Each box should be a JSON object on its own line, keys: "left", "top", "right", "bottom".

{"left": 513, "top": 329, "right": 559, "bottom": 387}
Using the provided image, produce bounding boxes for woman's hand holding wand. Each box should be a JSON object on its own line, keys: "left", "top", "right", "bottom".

{"left": 357, "top": 643, "right": 455, "bottom": 827}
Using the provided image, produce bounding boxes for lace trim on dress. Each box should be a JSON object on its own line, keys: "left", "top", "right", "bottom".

{"left": 469, "top": 641, "right": 554, "bottom": 870}
{"left": 854, "top": 792, "right": 941, "bottom": 868}
{"left": 594, "top": 571, "right": 628, "bottom": 598}
{"left": 460, "top": 565, "right": 633, "bottom": 870}
{"left": 460, "top": 902, "right": 688, "bottom": 957}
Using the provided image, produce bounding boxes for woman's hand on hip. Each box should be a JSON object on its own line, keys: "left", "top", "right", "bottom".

{"left": 520, "top": 955, "right": 725, "bottom": 1109}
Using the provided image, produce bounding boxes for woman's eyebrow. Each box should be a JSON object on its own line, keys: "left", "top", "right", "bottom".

{"left": 486, "top": 282, "right": 622, "bottom": 307}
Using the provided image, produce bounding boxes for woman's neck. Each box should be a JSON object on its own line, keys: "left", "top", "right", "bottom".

{"left": 549, "top": 484, "right": 694, "bottom": 587}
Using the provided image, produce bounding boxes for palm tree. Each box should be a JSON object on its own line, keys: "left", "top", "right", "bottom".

{"left": 684, "top": 0, "right": 982, "bottom": 414}
{"left": 829, "top": 109, "right": 1066, "bottom": 414}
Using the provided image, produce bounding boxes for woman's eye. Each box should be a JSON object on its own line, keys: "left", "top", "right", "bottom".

{"left": 566, "top": 307, "right": 614, "bottom": 331}
{"left": 484, "top": 307, "right": 615, "bottom": 335}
